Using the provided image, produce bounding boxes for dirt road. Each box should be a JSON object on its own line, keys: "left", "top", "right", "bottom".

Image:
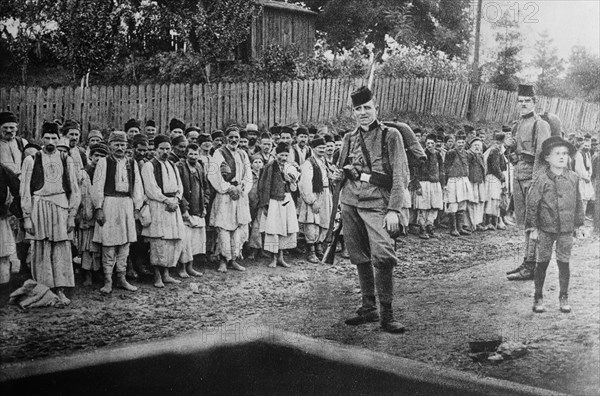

{"left": 1, "top": 225, "right": 598, "bottom": 395}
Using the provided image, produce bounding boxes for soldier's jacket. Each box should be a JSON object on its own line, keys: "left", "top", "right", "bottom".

{"left": 511, "top": 112, "right": 551, "bottom": 181}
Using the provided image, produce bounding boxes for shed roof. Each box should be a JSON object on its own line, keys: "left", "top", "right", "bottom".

{"left": 261, "top": 1, "right": 318, "bottom": 16}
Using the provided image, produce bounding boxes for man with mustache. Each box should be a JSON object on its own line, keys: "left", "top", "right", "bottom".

{"left": 141, "top": 134, "right": 185, "bottom": 288}
{"left": 92, "top": 131, "right": 144, "bottom": 294}
{"left": 61, "top": 119, "right": 88, "bottom": 171}
{"left": 0, "top": 111, "right": 28, "bottom": 176}
{"left": 506, "top": 84, "right": 551, "bottom": 281}
{"left": 245, "top": 123, "right": 260, "bottom": 154}
{"left": 207, "top": 126, "right": 252, "bottom": 273}
{"left": 20, "top": 122, "right": 81, "bottom": 305}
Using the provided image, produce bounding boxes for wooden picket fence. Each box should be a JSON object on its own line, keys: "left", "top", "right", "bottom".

{"left": 0, "top": 77, "right": 598, "bottom": 139}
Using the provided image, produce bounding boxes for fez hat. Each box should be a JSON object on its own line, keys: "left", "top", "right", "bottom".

{"left": 323, "top": 134, "right": 334, "bottom": 143}
{"left": 494, "top": 131, "right": 506, "bottom": 141}
{"left": 61, "top": 119, "right": 81, "bottom": 133}
{"left": 308, "top": 125, "right": 318, "bottom": 135}
{"left": 171, "top": 135, "right": 187, "bottom": 146}
{"left": 296, "top": 126, "right": 308, "bottom": 136}
{"left": 88, "top": 130, "right": 103, "bottom": 141}
{"left": 108, "top": 131, "right": 127, "bottom": 143}
{"left": 154, "top": 134, "right": 170, "bottom": 146}
{"left": 333, "top": 134, "right": 342, "bottom": 142}
{"left": 211, "top": 130, "right": 225, "bottom": 139}
{"left": 198, "top": 134, "right": 212, "bottom": 144}
{"left": 0, "top": 111, "right": 18, "bottom": 126}
{"left": 269, "top": 125, "right": 281, "bottom": 135}
{"left": 169, "top": 118, "right": 185, "bottom": 131}
{"left": 90, "top": 142, "right": 109, "bottom": 156}
{"left": 280, "top": 126, "right": 294, "bottom": 136}
{"left": 275, "top": 142, "right": 289, "bottom": 154}
{"left": 541, "top": 136, "right": 576, "bottom": 158}
{"left": 260, "top": 132, "right": 272, "bottom": 140}
{"left": 185, "top": 126, "right": 200, "bottom": 134}
{"left": 239, "top": 129, "right": 248, "bottom": 139}
{"left": 124, "top": 118, "right": 140, "bottom": 132}
{"left": 41, "top": 122, "right": 60, "bottom": 136}
{"left": 132, "top": 133, "right": 149, "bottom": 146}
{"left": 501, "top": 125, "right": 512, "bottom": 133}
{"left": 351, "top": 86, "right": 373, "bottom": 107}
{"left": 245, "top": 123, "right": 259, "bottom": 133}
{"left": 310, "top": 137, "right": 326, "bottom": 148}
{"left": 425, "top": 133, "right": 437, "bottom": 142}
{"left": 145, "top": 120, "right": 156, "bottom": 128}
{"left": 24, "top": 143, "right": 42, "bottom": 151}
{"left": 518, "top": 84, "right": 535, "bottom": 97}
{"left": 225, "top": 125, "right": 240, "bottom": 135}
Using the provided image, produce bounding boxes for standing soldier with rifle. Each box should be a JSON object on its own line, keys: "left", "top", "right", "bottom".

{"left": 331, "top": 86, "right": 410, "bottom": 333}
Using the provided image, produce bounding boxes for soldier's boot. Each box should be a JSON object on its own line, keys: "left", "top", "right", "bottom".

{"left": 100, "top": 272, "right": 113, "bottom": 294}
{"left": 116, "top": 272, "right": 138, "bottom": 292}
{"left": 418, "top": 225, "right": 430, "bottom": 240}
{"left": 456, "top": 211, "right": 471, "bottom": 235}
{"left": 506, "top": 259, "right": 526, "bottom": 275}
{"left": 507, "top": 260, "right": 535, "bottom": 281}
{"left": 380, "top": 303, "right": 406, "bottom": 334}
{"left": 532, "top": 261, "right": 548, "bottom": 312}
{"left": 558, "top": 261, "right": 571, "bottom": 313}
{"left": 307, "top": 245, "right": 319, "bottom": 264}
{"left": 448, "top": 213, "right": 460, "bottom": 237}
{"left": 345, "top": 296, "right": 379, "bottom": 325}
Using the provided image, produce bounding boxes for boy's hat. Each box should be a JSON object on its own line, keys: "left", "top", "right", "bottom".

{"left": 541, "top": 136, "right": 576, "bottom": 158}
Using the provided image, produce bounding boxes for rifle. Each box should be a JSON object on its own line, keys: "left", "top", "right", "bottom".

{"left": 322, "top": 214, "right": 342, "bottom": 264}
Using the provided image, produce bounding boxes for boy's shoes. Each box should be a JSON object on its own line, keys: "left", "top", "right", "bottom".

{"left": 507, "top": 268, "right": 534, "bottom": 281}
{"left": 559, "top": 296, "right": 571, "bottom": 313}
{"left": 532, "top": 298, "right": 546, "bottom": 313}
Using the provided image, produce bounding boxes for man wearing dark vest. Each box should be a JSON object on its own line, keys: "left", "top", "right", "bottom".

{"left": 92, "top": 131, "right": 143, "bottom": 294}
{"left": 332, "top": 86, "right": 410, "bottom": 333}
{"left": 207, "top": 126, "right": 252, "bottom": 273}
{"left": 298, "top": 137, "right": 332, "bottom": 263}
{"left": 506, "top": 84, "right": 551, "bottom": 281}
{"left": 0, "top": 111, "right": 28, "bottom": 176}
{"left": 289, "top": 126, "right": 312, "bottom": 166}
{"left": 20, "top": 122, "right": 81, "bottom": 305}
{"left": 141, "top": 134, "right": 185, "bottom": 288}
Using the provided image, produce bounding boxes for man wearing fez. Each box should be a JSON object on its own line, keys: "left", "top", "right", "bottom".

{"left": 168, "top": 118, "right": 186, "bottom": 139}
{"left": 0, "top": 111, "right": 28, "bottom": 176}
{"left": 92, "top": 131, "right": 143, "bottom": 294}
{"left": 60, "top": 119, "right": 88, "bottom": 171}
{"left": 170, "top": 135, "right": 188, "bottom": 163}
{"left": 144, "top": 120, "right": 157, "bottom": 139}
{"left": 208, "top": 126, "right": 252, "bottom": 273}
{"left": 506, "top": 83, "right": 551, "bottom": 281}
{"left": 125, "top": 119, "right": 141, "bottom": 143}
{"left": 332, "top": 86, "right": 409, "bottom": 333}
{"left": 186, "top": 126, "right": 200, "bottom": 145}
{"left": 129, "top": 133, "right": 152, "bottom": 277}
{"left": 257, "top": 132, "right": 274, "bottom": 164}
{"left": 20, "top": 122, "right": 81, "bottom": 304}
{"left": 141, "top": 134, "right": 185, "bottom": 288}
{"left": 245, "top": 123, "right": 260, "bottom": 154}
{"left": 210, "top": 130, "right": 225, "bottom": 155}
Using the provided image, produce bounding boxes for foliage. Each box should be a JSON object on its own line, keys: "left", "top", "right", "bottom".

{"left": 531, "top": 30, "right": 565, "bottom": 97}
{"left": 487, "top": 10, "right": 523, "bottom": 91}
{"left": 303, "top": 0, "right": 472, "bottom": 59}
{"left": 377, "top": 38, "right": 470, "bottom": 81}
{"left": 565, "top": 47, "right": 600, "bottom": 103}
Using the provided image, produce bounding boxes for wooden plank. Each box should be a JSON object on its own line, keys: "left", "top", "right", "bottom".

{"left": 257, "top": 81, "right": 265, "bottom": 130}
{"left": 312, "top": 79, "right": 322, "bottom": 123}
{"left": 290, "top": 80, "right": 298, "bottom": 122}
{"left": 247, "top": 82, "right": 254, "bottom": 125}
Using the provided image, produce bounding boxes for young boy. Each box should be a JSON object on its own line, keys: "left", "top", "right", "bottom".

{"left": 526, "top": 136, "right": 584, "bottom": 313}
{"left": 247, "top": 154, "right": 265, "bottom": 260}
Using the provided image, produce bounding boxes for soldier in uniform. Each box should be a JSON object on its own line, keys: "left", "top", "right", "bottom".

{"left": 332, "top": 86, "right": 410, "bottom": 333}
{"left": 506, "top": 84, "right": 552, "bottom": 281}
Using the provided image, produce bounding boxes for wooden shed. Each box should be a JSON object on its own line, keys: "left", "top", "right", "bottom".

{"left": 238, "top": 1, "right": 317, "bottom": 61}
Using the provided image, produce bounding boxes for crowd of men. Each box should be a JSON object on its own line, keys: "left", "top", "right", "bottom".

{"left": 0, "top": 84, "right": 598, "bottom": 327}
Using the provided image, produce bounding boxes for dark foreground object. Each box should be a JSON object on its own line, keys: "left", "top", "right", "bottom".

{"left": 1, "top": 326, "right": 564, "bottom": 396}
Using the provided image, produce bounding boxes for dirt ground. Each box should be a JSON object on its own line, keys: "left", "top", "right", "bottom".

{"left": 1, "top": 223, "right": 598, "bottom": 395}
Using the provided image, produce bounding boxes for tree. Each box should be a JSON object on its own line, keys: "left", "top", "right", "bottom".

{"left": 532, "top": 30, "right": 564, "bottom": 97}
{"left": 565, "top": 47, "right": 600, "bottom": 102}
{"left": 304, "top": 0, "right": 472, "bottom": 59}
{"left": 488, "top": 10, "right": 523, "bottom": 91}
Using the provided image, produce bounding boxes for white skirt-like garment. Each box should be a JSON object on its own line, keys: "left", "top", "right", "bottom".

{"left": 0, "top": 217, "right": 16, "bottom": 258}
{"left": 445, "top": 177, "right": 473, "bottom": 204}
{"left": 485, "top": 174, "right": 503, "bottom": 201}
{"left": 470, "top": 181, "right": 487, "bottom": 203}
{"left": 413, "top": 181, "right": 444, "bottom": 210}
{"left": 580, "top": 179, "right": 595, "bottom": 201}
{"left": 93, "top": 196, "right": 137, "bottom": 246}
{"left": 260, "top": 193, "right": 300, "bottom": 236}
{"left": 179, "top": 215, "right": 206, "bottom": 263}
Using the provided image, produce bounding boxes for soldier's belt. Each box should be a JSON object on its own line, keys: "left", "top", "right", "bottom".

{"left": 359, "top": 171, "right": 393, "bottom": 189}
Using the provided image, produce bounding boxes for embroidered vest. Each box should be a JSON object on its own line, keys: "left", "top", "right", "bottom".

{"left": 104, "top": 156, "right": 135, "bottom": 196}
{"left": 30, "top": 152, "right": 71, "bottom": 199}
